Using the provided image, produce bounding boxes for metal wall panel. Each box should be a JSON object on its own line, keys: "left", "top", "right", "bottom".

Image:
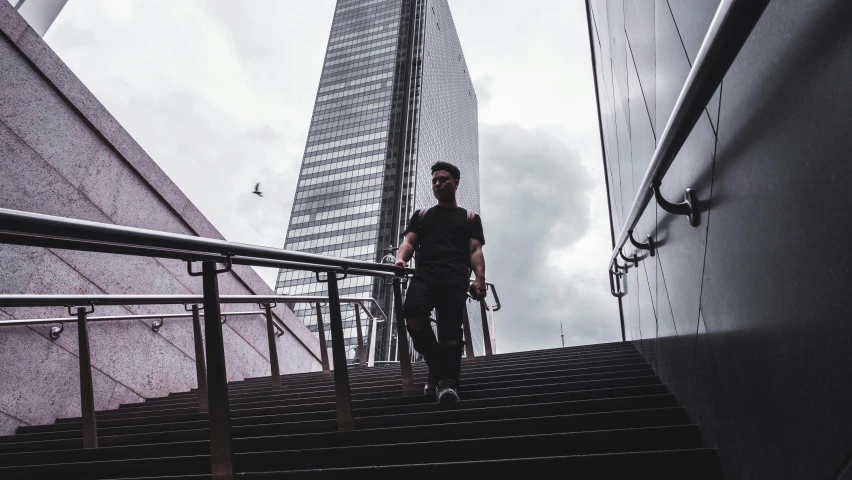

{"left": 591, "top": 0, "right": 852, "bottom": 478}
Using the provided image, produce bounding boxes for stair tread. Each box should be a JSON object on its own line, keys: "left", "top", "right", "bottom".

{"left": 0, "top": 343, "right": 721, "bottom": 480}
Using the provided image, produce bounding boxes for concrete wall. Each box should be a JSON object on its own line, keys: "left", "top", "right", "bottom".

{"left": 0, "top": 2, "right": 321, "bottom": 435}
{"left": 590, "top": 0, "right": 852, "bottom": 478}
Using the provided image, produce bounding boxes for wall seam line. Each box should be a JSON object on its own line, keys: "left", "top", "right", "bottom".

{"left": 656, "top": 254, "right": 678, "bottom": 337}
{"left": 609, "top": 58, "right": 629, "bottom": 229}
{"left": 44, "top": 250, "right": 201, "bottom": 364}
{"left": 694, "top": 79, "right": 723, "bottom": 318}
{"left": 0, "top": 409, "right": 32, "bottom": 427}
{"left": 22, "top": 323, "right": 147, "bottom": 400}
{"left": 626, "top": 35, "right": 657, "bottom": 142}
{"left": 0, "top": 121, "right": 279, "bottom": 367}
{"left": 4, "top": 23, "right": 318, "bottom": 360}
{"left": 664, "top": 0, "right": 719, "bottom": 137}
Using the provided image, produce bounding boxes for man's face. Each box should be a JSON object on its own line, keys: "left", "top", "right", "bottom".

{"left": 432, "top": 170, "right": 458, "bottom": 200}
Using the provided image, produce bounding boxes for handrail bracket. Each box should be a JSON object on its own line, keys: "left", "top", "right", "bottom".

{"left": 628, "top": 229, "right": 655, "bottom": 257}
{"left": 652, "top": 182, "right": 698, "bottom": 227}
{"left": 619, "top": 248, "right": 639, "bottom": 268}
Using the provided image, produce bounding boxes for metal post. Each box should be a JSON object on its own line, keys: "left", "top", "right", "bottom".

{"left": 487, "top": 305, "right": 496, "bottom": 354}
{"left": 366, "top": 304, "right": 378, "bottom": 367}
{"left": 353, "top": 303, "right": 366, "bottom": 367}
{"left": 479, "top": 298, "right": 493, "bottom": 356}
{"left": 461, "top": 303, "right": 475, "bottom": 359}
{"left": 76, "top": 307, "right": 97, "bottom": 448}
{"left": 191, "top": 304, "right": 208, "bottom": 413}
{"left": 392, "top": 279, "right": 414, "bottom": 397}
{"left": 264, "top": 303, "right": 281, "bottom": 390}
{"left": 325, "top": 273, "right": 354, "bottom": 431}
{"left": 314, "top": 303, "right": 330, "bottom": 374}
{"left": 201, "top": 261, "right": 234, "bottom": 480}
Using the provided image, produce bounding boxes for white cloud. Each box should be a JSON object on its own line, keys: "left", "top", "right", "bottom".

{"left": 46, "top": 0, "right": 336, "bottom": 287}
{"left": 450, "top": 0, "right": 621, "bottom": 349}
{"left": 45, "top": 0, "right": 621, "bottom": 351}
{"left": 480, "top": 125, "right": 618, "bottom": 351}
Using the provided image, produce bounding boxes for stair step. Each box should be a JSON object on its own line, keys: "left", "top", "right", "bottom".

{"left": 234, "top": 449, "right": 723, "bottom": 480}
{"left": 144, "top": 360, "right": 650, "bottom": 407}
{"left": 0, "top": 343, "right": 719, "bottom": 480}
{"left": 179, "top": 352, "right": 648, "bottom": 396}
{"left": 14, "top": 385, "right": 668, "bottom": 437}
{"left": 84, "top": 374, "right": 661, "bottom": 423}
{"left": 0, "top": 393, "right": 677, "bottom": 451}
{"left": 0, "top": 425, "right": 703, "bottom": 478}
{"left": 0, "top": 407, "right": 690, "bottom": 461}
{"left": 96, "top": 449, "right": 719, "bottom": 480}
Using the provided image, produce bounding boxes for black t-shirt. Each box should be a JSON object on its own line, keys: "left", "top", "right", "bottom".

{"left": 403, "top": 206, "right": 485, "bottom": 287}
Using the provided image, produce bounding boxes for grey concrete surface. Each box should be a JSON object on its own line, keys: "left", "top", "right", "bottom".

{"left": 0, "top": 2, "right": 321, "bottom": 435}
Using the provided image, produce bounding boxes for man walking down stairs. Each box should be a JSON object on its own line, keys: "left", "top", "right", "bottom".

{"left": 0, "top": 342, "right": 724, "bottom": 478}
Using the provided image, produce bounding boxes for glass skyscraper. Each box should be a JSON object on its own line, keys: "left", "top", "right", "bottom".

{"left": 276, "top": 0, "right": 479, "bottom": 362}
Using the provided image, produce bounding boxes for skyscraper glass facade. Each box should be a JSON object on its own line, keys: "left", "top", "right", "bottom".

{"left": 276, "top": 0, "right": 479, "bottom": 361}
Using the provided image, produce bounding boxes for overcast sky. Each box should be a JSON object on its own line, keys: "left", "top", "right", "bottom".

{"left": 45, "top": 0, "right": 620, "bottom": 352}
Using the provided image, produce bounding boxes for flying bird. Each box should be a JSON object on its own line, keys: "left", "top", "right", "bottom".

{"left": 252, "top": 183, "right": 263, "bottom": 197}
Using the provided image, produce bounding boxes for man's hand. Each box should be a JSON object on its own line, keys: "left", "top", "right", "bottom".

{"left": 394, "top": 258, "right": 407, "bottom": 274}
{"left": 468, "top": 279, "right": 487, "bottom": 300}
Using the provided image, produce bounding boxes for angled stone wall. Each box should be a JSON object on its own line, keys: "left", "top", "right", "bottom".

{"left": 0, "top": 2, "right": 321, "bottom": 435}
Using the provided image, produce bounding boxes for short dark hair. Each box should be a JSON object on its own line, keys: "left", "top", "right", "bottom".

{"left": 431, "top": 162, "right": 460, "bottom": 181}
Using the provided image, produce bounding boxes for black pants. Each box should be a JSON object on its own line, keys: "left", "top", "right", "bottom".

{"left": 402, "top": 277, "right": 466, "bottom": 384}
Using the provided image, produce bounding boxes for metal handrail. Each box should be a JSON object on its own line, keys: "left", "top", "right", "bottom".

{"left": 0, "top": 309, "right": 264, "bottom": 327}
{"left": 277, "top": 295, "right": 388, "bottom": 321}
{"left": 276, "top": 296, "right": 386, "bottom": 368}
{"left": 0, "top": 294, "right": 387, "bottom": 319}
{"left": 484, "top": 281, "right": 501, "bottom": 312}
{"left": 0, "top": 293, "right": 385, "bottom": 331}
{"left": 0, "top": 206, "right": 499, "bottom": 476}
{"left": 0, "top": 293, "right": 388, "bottom": 366}
{"left": 606, "top": 0, "right": 769, "bottom": 270}
{"left": 0, "top": 208, "right": 404, "bottom": 276}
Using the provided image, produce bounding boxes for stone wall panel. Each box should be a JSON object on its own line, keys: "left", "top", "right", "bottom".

{"left": 0, "top": 2, "right": 319, "bottom": 428}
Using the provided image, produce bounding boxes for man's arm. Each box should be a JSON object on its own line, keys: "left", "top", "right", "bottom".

{"left": 468, "top": 238, "right": 486, "bottom": 299}
{"left": 394, "top": 232, "right": 418, "bottom": 270}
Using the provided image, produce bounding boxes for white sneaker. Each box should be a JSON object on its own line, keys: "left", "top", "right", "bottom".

{"left": 424, "top": 382, "right": 437, "bottom": 397}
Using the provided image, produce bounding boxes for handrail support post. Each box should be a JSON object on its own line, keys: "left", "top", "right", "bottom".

{"left": 314, "top": 303, "right": 330, "bottom": 374}
{"left": 190, "top": 304, "right": 208, "bottom": 413}
{"left": 353, "top": 303, "right": 366, "bottom": 367}
{"left": 201, "top": 261, "right": 234, "bottom": 480}
{"left": 324, "top": 272, "right": 354, "bottom": 431}
{"left": 461, "top": 303, "right": 475, "bottom": 359}
{"left": 366, "top": 303, "right": 378, "bottom": 367}
{"left": 479, "top": 298, "right": 493, "bottom": 356}
{"left": 76, "top": 306, "right": 97, "bottom": 448}
{"left": 392, "top": 279, "right": 414, "bottom": 397}
{"left": 263, "top": 303, "right": 281, "bottom": 390}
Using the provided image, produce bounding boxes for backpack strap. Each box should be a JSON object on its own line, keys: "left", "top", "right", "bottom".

{"left": 418, "top": 208, "right": 474, "bottom": 223}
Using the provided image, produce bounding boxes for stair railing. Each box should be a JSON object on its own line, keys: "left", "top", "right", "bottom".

{"left": 0, "top": 207, "right": 413, "bottom": 480}
{"left": 460, "top": 281, "right": 501, "bottom": 357}
{"left": 278, "top": 296, "right": 387, "bottom": 370}
{"left": 593, "top": 0, "right": 770, "bottom": 338}
{"left": 0, "top": 295, "right": 288, "bottom": 448}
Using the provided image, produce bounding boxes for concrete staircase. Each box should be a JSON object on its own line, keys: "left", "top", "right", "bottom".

{"left": 0, "top": 342, "right": 723, "bottom": 478}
